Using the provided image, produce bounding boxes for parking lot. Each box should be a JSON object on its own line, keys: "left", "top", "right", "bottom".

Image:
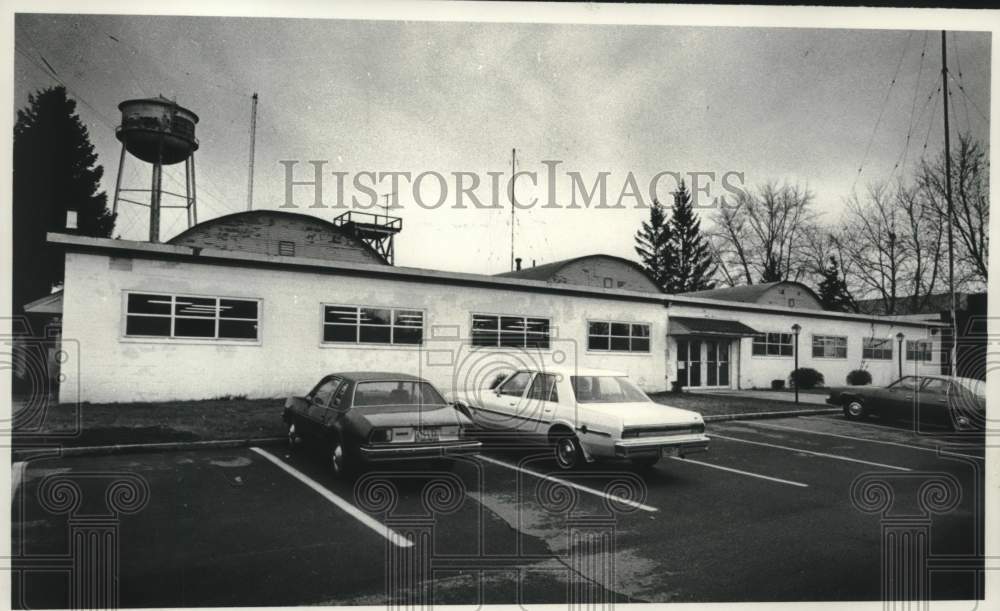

{"left": 11, "top": 414, "right": 985, "bottom": 607}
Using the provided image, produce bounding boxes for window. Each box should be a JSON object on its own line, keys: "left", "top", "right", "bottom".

{"left": 788, "top": 298, "right": 795, "bottom": 307}
{"left": 498, "top": 371, "right": 532, "bottom": 397}
{"left": 570, "top": 375, "right": 650, "bottom": 404}
{"left": 353, "top": 381, "right": 446, "bottom": 406}
{"left": 471, "top": 315, "right": 550, "bottom": 348}
{"left": 890, "top": 377, "right": 919, "bottom": 390}
{"left": 752, "top": 332, "right": 793, "bottom": 356}
{"left": 812, "top": 335, "right": 847, "bottom": 359}
{"left": 603, "top": 277, "right": 613, "bottom": 288}
{"left": 125, "top": 293, "right": 259, "bottom": 341}
{"left": 921, "top": 378, "right": 949, "bottom": 394}
{"left": 323, "top": 305, "right": 423, "bottom": 345}
{"left": 906, "top": 340, "right": 932, "bottom": 361}
{"left": 310, "top": 377, "right": 343, "bottom": 407}
{"left": 588, "top": 321, "right": 650, "bottom": 352}
{"left": 863, "top": 338, "right": 893, "bottom": 360}
{"left": 278, "top": 240, "right": 296, "bottom": 256}
{"left": 527, "top": 373, "right": 559, "bottom": 402}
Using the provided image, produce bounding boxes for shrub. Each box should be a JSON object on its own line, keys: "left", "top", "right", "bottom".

{"left": 790, "top": 368, "right": 825, "bottom": 389}
{"left": 846, "top": 369, "right": 872, "bottom": 386}
{"left": 489, "top": 372, "right": 510, "bottom": 389}
{"left": 770, "top": 379, "right": 785, "bottom": 390}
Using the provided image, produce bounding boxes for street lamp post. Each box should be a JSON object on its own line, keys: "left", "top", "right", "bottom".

{"left": 896, "top": 332, "right": 905, "bottom": 379}
{"left": 791, "top": 324, "right": 802, "bottom": 404}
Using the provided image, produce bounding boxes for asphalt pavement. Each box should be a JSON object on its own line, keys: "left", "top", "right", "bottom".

{"left": 10, "top": 414, "right": 985, "bottom": 607}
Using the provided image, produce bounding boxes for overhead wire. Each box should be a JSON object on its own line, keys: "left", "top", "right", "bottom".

{"left": 851, "top": 31, "right": 913, "bottom": 193}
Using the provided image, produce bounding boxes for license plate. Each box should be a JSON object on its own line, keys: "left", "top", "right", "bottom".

{"left": 416, "top": 428, "right": 439, "bottom": 442}
{"left": 661, "top": 446, "right": 680, "bottom": 458}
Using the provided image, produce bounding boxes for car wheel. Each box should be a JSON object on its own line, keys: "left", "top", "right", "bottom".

{"left": 329, "top": 438, "right": 353, "bottom": 478}
{"left": 287, "top": 422, "right": 300, "bottom": 451}
{"left": 553, "top": 434, "right": 583, "bottom": 470}
{"left": 632, "top": 456, "right": 659, "bottom": 471}
{"left": 844, "top": 400, "right": 866, "bottom": 420}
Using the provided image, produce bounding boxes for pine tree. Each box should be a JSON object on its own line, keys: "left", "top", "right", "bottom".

{"left": 665, "top": 181, "right": 717, "bottom": 293}
{"left": 634, "top": 198, "right": 674, "bottom": 292}
{"left": 13, "top": 86, "right": 115, "bottom": 314}
{"left": 817, "top": 256, "right": 857, "bottom": 312}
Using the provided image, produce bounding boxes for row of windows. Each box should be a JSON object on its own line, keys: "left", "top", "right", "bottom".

{"left": 123, "top": 292, "right": 652, "bottom": 352}
{"left": 123, "top": 293, "right": 934, "bottom": 362}
{"left": 751, "top": 331, "right": 934, "bottom": 362}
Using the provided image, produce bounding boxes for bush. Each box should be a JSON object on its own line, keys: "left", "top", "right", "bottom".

{"left": 846, "top": 369, "right": 872, "bottom": 386}
{"left": 789, "top": 368, "right": 825, "bottom": 389}
{"left": 489, "top": 372, "right": 510, "bottom": 389}
{"left": 770, "top": 379, "right": 785, "bottom": 390}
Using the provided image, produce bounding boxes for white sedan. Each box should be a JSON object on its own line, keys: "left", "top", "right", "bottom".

{"left": 453, "top": 367, "right": 709, "bottom": 470}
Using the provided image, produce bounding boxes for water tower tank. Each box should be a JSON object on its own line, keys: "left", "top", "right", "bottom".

{"left": 116, "top": 96, "right": 199, "bottom": 165}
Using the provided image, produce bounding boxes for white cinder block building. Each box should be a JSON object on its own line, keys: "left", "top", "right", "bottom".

{"left": 43, "top": 211, "right": 944, "bottom": 404}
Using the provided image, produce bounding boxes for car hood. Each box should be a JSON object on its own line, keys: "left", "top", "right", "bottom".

{"left": 581, "top": 401, "right": 704, "bottom": 428}
{"left": 351, "top": 403, "right": 471, "bottom": 428}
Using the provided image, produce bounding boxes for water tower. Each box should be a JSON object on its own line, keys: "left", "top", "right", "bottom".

{"left": 112, "top": 96, "right": 199, "bottom": 242}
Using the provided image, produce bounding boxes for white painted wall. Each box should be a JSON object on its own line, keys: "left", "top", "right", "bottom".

{"left": 60, "top": 252, "right": 669, "bottom": 403}
{"left": 59, "top": 251, "right": 943, "bottom": 404}
{"left": 666, "top": 304, "right": 942, "bottom": 389}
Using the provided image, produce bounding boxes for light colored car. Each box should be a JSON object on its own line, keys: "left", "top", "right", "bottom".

{"left": 453, "top": 367, "right": 708, "bottom": 470}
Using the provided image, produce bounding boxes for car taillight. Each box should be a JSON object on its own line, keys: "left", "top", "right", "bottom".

{"left": 370, "top": 428, "right": 393, "bottom": 443}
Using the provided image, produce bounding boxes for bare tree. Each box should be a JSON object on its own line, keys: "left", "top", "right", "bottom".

{"left": 917, "top": 133, "right": 989, "bottom": 287}
{"left": 841, "top": 183, "right": 905, "bottom": 313}
{"left": 709, "top": 181, "right": 816, "bottom": 284}
{"left": 840, "top": 181, "right": 944, "bottom": 314}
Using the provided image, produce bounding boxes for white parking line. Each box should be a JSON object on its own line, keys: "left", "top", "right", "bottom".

{"left": 12, "top": 462, "right": 26, "bottom": 504}
{"left": 475, "top": 454, "right": 658, "bottom": 513}
{"left": 249, "top": 447, "right": 413, "bottom": 548}
{"left": 710, "top": 434, "right": 912, "bottom": 472}
{"left": 669, "top": 457, "right": 809, "bottom": 488}
{"left": 744, "top": 421, "right": 985, "bottom": 461}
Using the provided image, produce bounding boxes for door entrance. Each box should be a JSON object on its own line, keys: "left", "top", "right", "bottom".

{"left": 677, "top": 338, "right": 731, "bottom": 388}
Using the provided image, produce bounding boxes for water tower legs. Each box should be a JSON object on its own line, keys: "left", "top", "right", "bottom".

{"left": 150, "top": 161, "right": 163, "bottom": 243}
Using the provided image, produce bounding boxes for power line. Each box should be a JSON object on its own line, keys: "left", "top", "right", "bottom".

{"left": 851, "top": 32, "right": 913, "bottom": 192}
{"left": 950, "top": 32, "right": 972, "bottom": 135}
{"left": 887, "top": 32, "right": 930, "bottom": 183}
{"left": 947, "top": 71, "right": 989, "bottom": 125}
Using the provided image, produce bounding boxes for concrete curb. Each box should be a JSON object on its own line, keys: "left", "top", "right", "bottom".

{"left": 13, "top": 437, "right": 287, "bottom": 460}
{"left": 704, "top": 407, "right": 840, "bottom": 423}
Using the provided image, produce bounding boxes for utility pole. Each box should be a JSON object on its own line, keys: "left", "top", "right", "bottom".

{"left": 941, "top": 31, "right": 958, "bottom": 378}
{"left": 510, "top": 148, "right": 516, "bottom": 272}
{"left": 246, "top": 92, "right": 258, "bottom": 211}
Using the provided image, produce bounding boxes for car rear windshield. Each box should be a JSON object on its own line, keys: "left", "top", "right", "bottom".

{"left": 353, "top": 381, "right": 447, "bottom": 407}
{"left": 570, "top": 375, "right": 649, "bottom": 404}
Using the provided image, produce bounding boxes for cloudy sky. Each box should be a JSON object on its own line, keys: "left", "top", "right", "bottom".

{"left": 14, "top": 11, "right": 991, "bottom": 274}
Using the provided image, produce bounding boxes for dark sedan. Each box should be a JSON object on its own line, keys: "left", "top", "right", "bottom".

{"left": 283, "top": 372, "right": 481, "bottom": 477}
{"left": 826, "top": 374, "right": 986, "bottom": 431}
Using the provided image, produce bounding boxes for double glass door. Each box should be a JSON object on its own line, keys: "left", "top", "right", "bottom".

{"left": 677, "top": 338, "right": 730, "bottom": 388}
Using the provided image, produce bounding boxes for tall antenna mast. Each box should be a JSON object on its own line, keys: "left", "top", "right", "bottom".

{"left": 246, "top": 92, "right": 259, "bottom": 211}
{"left": 510, "top": 147, "right": 516, "bottom": 271}
{"left": 941, "top": 31, "right": 957, "bottom": 377}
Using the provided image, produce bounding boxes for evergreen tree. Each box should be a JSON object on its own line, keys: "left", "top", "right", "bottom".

{"left": 634, "top": 198, "right": 674, "bottom": 292}
{"left": 665, "top": 181, "right": 717, "bottom": 293}
{"left": 13, "top": 86, "right": 115, "bottom": 314}
{"left": 817, "top": 256, "right": 857, "bottom": 312}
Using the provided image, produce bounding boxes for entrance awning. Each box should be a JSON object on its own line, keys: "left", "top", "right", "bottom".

{"left": 23, "top": 290, "right": 63, "bottom": 315}
{"left": 669, "top": 316, "right": 762, "bottom": 338}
